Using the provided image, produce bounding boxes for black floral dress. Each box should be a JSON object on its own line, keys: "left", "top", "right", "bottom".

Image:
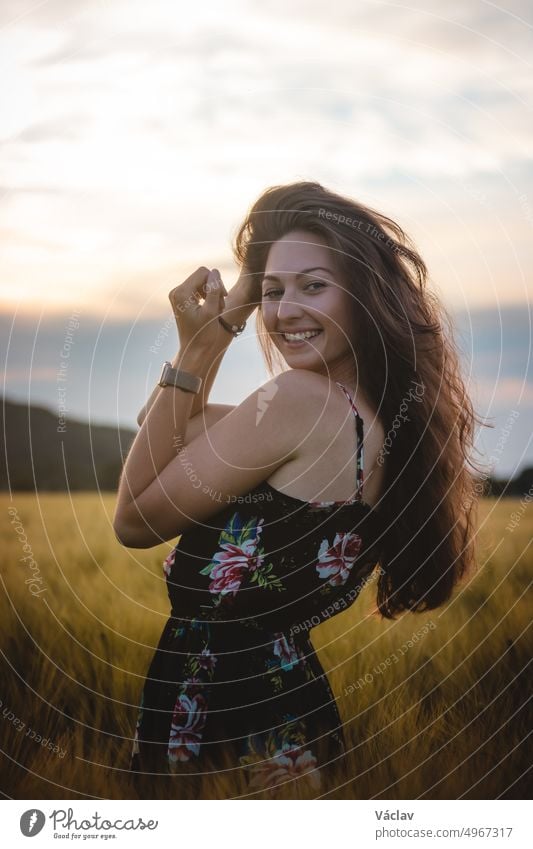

{"left": 130, "top": 382, "right": 382, "bottom": 793}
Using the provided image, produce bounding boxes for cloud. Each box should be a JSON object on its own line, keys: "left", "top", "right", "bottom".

{"left": 14, "top": 116, "right": 88, "bottom": 143}
{"left": 474, "top": 377, "right": 533, "bottom": 406}
{"left": 0, "top": 0, "right": 531, "bottom": 318}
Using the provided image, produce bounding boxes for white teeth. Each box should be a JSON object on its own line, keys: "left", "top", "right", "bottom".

{"left": 283, "top": 330, "right": 321, "bottom": 341}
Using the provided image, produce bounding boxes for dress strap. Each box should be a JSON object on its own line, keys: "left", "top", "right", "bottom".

{"left": 335, "top": 381, "right": 365, "bottom": 501}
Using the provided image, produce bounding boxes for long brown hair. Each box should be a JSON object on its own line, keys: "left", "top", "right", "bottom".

{"left": 232, "top": 180, "right": 489, "bottom": 619}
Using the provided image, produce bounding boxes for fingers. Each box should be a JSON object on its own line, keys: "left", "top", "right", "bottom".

{"left": 169, "top": 266, "right": 227, "bottom": 312}
{"left": 202, "top": 268, "right": 227, "bottom": 315}
{"left": 169, "top": 266, "right": 207, "bottom": 310}
{"left": 236, "top": 262, "right": 261, "bottom": 306}
{"left": 205, "top": 268, "right": 228, "bottom": 298}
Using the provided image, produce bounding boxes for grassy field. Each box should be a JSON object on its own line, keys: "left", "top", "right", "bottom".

{"left": 0, "top": 493, "right": 530, "bottom": 800}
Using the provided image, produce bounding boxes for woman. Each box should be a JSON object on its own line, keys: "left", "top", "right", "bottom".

{"left": 113, "top": 181, "right": 482, "bottom": 796}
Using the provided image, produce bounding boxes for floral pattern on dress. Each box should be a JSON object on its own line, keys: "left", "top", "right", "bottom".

{"left": 133, "top": 455, "right": 379, "bottom": 787}
{"left": 132, "top": 691, "right": 144, "bottom": 757}
{"left": 315, "top": 532, "right": 362, "bottom": 587}
{"left": 199, "top": 513, "right": 284, "bottom": 605}
{"left": 163, "top": 548, "right": 176, "bottom": 577}
{"left": 239, "top": 717, "right": 321, "bottom": 792}
{"left": 168, "top": 687, "right": 207, "bottom": 763}
{"left": 246, "top": 745, "right": 320, "bottom": 792}
{"left": 165, "top": 621, "right": 219, "bottom": 766}
{"left": 266, "top": 632, "right": 302, "bottom": 692}
{"left": 272, "top": 632, "right": 300, "bottom": 672}
{"left": 197, "top": 647, "right": 217, "bottom": 673}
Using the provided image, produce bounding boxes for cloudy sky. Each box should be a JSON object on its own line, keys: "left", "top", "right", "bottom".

{"left": 1, "top": 0, "right": 532, "bottom": 475}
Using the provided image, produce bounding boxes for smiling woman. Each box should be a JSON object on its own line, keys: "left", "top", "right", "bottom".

{"left": 114, "top": 180, "right": 484, "bottom": 797}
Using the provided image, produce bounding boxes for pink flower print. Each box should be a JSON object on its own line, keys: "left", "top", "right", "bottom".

{"left": 163, "top": 549, "right": 176, "bottom": 578}
{"left": 272, "top": 633, "right": 300, "bottom": 671}
{"left": 208, "top": 561, "right": 245, "bottom": 596}
{"left": 316, "top": 532, "right": 362, "bottom": 586}
{"left": 247, "top": 745, "right": 321, "bottom": 791}
{"left": 197, "top": 648, "right": 217, "bottom": 673}
{"left": 167, "top": 692, "right": 207, "bottom": 763}
{"left": 182, "top": 677, "right": 202, "bottom": 689}
{"left": 208, "top": 536, "right": 265, "bottom": 596}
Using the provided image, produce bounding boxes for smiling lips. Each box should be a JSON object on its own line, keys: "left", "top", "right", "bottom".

{"left": 280, "top": 329, "right": 323, "bottom": 342}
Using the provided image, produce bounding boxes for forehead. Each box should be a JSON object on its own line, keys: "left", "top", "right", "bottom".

{"left": 264, "top": 231, "right": 334, "bottom": 275}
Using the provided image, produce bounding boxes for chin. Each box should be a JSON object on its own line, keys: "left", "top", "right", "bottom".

{"left": 282, "top": 354, "right": 322, "bottom": 371}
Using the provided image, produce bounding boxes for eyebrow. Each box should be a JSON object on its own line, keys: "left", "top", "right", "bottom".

{"left": 262, "top": 266, "right": 334, "bottom": 284}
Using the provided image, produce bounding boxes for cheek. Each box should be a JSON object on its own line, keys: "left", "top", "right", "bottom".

{"left": 319, "top": 313, "right": 352, "bottom": 349}
{"left": 326, "top": 295, "right": 353, "bottom": 333}
{"left": 260, "top": 302, "right": 276, "bottom": 326}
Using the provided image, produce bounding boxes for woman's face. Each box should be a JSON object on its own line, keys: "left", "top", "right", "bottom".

{"left": 260, "top": 229, "right": 356, "bottom": 379}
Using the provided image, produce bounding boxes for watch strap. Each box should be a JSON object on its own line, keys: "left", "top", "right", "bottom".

{"left": 158, "top": 362, "right": 202, "bottom": 394}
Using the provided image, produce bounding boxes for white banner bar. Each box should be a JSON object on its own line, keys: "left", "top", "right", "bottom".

{"left": 2, "top": 799, "right": 528, "bottom": 847}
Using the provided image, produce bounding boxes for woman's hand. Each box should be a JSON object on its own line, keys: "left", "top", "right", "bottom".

{"left": 169, "top": 266, "right": 228, "bottom": 353}
{"left": 229, "top": 261, "right": 262, "bottom": 309}
{"left": 169, "top": 262, "right": 261, "bottom": 354}
{"left": 219, "top": 261, "right": 261, "bottom": 331}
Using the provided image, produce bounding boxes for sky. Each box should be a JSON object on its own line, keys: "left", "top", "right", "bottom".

{"left": 1, "top": 0, "right": 532, "bottom": 476}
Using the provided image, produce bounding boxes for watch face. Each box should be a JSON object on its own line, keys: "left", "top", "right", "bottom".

{"left": 159, "top": 362, "right": 171, "bottom": 386}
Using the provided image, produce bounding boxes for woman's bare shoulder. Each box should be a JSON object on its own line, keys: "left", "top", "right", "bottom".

{"left": 280, "top": 370, "right": 387, "bottom": 464}
{"left": 271, "top": 368, "right": 333, "bottom": 398}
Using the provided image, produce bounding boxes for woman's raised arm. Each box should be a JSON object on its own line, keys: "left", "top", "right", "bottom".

{"left": 112, "top": 368, "right": 318, "bottom": 548}
{"left": 113, "top": 265, "right": 278, "bottom": 547}
{"left": 136, "top": 264, "right": 259, "bottom": 427}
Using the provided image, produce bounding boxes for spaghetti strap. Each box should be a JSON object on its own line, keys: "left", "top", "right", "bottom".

{"left": 335, "top": 381, "right": 365, "bottom": 501}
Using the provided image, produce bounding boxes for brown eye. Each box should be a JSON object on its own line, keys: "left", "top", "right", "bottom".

{"left": 264, "top": 281, "right": 325, "bottom": 298}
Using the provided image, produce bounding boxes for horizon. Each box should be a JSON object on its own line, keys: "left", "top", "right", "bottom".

{"left": 2, "top": 388, "right": 531, "bottom": 483}
{"left": 2, "top": 300, "right": 532, "bottom": 479}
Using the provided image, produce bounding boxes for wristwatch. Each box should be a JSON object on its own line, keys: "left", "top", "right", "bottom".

{"left": 158, "top": 361, "right": 202, "bottom": 394}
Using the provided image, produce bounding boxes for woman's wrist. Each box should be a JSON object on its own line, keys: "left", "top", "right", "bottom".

{"left": 220, "top": 300, "right": 255, "bottom": 328}
{"left": 173, "top": 345, "right": 228, "bottom": 418}
{"left": 173, "top": 346, "right": 217, "bottom": 375}
{"left": 220, "top": 271, "right": 260, "bottom": 330}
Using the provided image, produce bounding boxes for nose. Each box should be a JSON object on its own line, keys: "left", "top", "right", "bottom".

{"left": 276, "top": 292, "right": 305, "bottom": 322}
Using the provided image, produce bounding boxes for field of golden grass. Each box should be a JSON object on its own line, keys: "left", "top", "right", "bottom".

{"left": 0, "top": 493, "right": 530, "bottom": 800}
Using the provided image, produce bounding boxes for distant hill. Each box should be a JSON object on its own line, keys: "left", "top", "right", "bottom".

{"left": 486, "top": 465, "right": 533, "bottom": 500}
{"left": 1, "top": 396, "right": 532, "bottom": 496}
{"left": 0, "top": 398, "right": 136, "bottom": 491}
